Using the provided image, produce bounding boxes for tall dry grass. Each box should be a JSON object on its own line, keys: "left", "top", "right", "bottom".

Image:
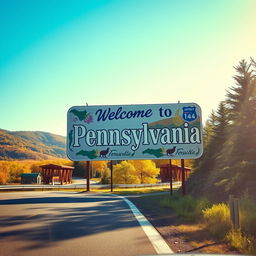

{"left": 160, "top": 193, "right": 256, "bottom": 254}
{"left": 226, "top": 195, "right": 256, "bottom": 254}
{"left": 202, "top": 203, "right": 232, "bottom": 240}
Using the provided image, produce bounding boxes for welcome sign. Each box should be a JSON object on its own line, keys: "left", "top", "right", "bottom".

{"left": 67, "top": 103, "right": 203, "bottom": 161}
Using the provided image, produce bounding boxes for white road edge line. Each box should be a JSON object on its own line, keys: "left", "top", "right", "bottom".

{"left": 114, "top": 194, "right": 174, "bottom": 254}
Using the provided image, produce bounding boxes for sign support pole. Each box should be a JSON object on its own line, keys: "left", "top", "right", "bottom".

{"left": 169, "top": 159, "right": 173, "bottom": 196}
{"left": 86, "top": 161, "right": 90, "bottom": 192}
{"left": 110, "top": 160, "right": 113, "bottom": 192}
{"left": 181, "top": 159, "right": 186, "bottom": 195}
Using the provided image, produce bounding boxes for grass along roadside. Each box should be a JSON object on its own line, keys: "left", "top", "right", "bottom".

{"left": 91, "top": 185, "right": 172, "bottom": 195}
{"left": 128, "top": 194, "right": 237, "bottom": 254}
{"left": 158, "top": 193, "right": 256, "bottom": 254}
{"left": 0, "top": 184, "right": 173, "bottom": 194}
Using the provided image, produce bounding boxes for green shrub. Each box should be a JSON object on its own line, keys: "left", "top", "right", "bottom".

{"left": 203, "top": 203, "right": 232, "bottom": 240}
{"left": 100, "top": 168, "right": 110, "bottom": 184}
{"left": 160, "top": 195, "right": 210, "bottom": 221}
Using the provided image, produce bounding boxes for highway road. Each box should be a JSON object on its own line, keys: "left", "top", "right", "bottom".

{"left": 0, "top": 191, "right": 169, "bottom": 256}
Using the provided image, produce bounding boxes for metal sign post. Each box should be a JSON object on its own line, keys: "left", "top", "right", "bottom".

{"left": 110, "top": 160, "right": 113, "bottom": 192}
{"left": 86, "top": 161, "right": 90, "bottom": 192}
{"left": 181, "top": 159, "right": 186, "bottom": 195}
{"left": 169, "top": 159, "right": 173, "bottom": 195}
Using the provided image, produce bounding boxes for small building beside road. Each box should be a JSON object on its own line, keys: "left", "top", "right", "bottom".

{"left": 159, "top": 164, "right": 191, "bottom": 182}
{"left": 21, "top": 173, "right": 41, "bottom": 184}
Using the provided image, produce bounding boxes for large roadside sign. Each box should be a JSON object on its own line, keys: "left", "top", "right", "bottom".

{"left": 67, "top": 103, "right": 203, "bottom": 161}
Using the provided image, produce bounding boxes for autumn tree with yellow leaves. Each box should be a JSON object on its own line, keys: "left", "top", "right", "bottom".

{"left": 128, "top": 160, "right": 160, "bottom": 184}
{"left": 113, "top": 161, "right": 139, "bottom": 184}
{"left": 112, "top": 160, "right": 160, "bottom": 184}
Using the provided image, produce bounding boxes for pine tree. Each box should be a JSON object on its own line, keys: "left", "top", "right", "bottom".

{"left": 194, "top": 110, "right": 218, "bottom": 173}
{"left": 210, "top": 101, "right": 230, "bottom": 165}
{"left": 225, "top": 59, "right": 256, "bottom": 162}
{"left": 226, "top": 59, "right": 254, "bottom": 122}
{"left": 188, "top": 58, "right": 256, "bottom": 200}
{"left": 187, "top": 111, "right": 219, "bottom": 196}
{"left": 73, "top": 161, "right": 87, "bottom": 178}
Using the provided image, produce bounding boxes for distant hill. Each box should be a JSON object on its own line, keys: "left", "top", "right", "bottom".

{"left": 0, "top": 129, "right": 66, "bottom": 160}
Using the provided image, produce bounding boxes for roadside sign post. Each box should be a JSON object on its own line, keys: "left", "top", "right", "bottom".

{"left": 181, "top": 159, "right": 186, "bottom": 195}
{"left": 169, "top": 159, "right": 173, "bottom": 196}
{"left": 86, "top": 161, "right": 90, "bottom": 192}
{"left": 110, "top": 160, "right": 113, "bottom": 192}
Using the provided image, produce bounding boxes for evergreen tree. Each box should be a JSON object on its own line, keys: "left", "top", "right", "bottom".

{"left": 199, "top": 103, "right": 229, "bottom": 172}
{"left": 194, "top": 110, "right": 218, "bottom": 173}
{"left": 187, "top": 111, "right": 219, "bottom": 196}
{"left": 210, "top": 101, "right": 230, "bottom": 166}
{"left": 226, "top": 59, "right": 254, "bottom": 122}
{"left": 73, "top": 161, "right": 87, "bottom": 178}
{"left": 188, "top": 59, "right": 255, "bottom": 200}
{"left": 225, "top": 59, "right": 256, "bottom": 163}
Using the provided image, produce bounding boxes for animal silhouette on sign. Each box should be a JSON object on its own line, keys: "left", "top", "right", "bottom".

{"left": 100, "top": 148, "right": 110, "bottom": 157}
{"left": 166, "top": 146, "right": 176, "bottom": 156}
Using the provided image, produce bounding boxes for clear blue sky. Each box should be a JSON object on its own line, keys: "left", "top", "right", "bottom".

{"left": 0, "top": 0, "right": 255, "bottom": 136}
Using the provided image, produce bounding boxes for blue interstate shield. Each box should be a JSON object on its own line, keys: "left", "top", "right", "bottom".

{"left": 182, "top": 106, "right": 197, "bottom": 122}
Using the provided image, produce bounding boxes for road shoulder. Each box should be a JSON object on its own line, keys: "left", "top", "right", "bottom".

{"left": 115, "top": 194, "right": 173, "bottom": 254}
{"left": 127, "top": 194, "right": 240, "bottom": 254}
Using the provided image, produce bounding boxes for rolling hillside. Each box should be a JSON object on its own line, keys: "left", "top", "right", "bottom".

{"left": 0, "top": 129, "right": 66, "bottom": 160}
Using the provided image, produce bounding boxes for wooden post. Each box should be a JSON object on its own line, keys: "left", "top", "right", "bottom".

{"left": 63, "top": 169, "right": 66, "bottom": 184}
{"left": 86, "top": 161, "right": 90, "bottom": 192}
{"left": 234, "top": 199, "right": 240, "bottom": 229}
{"left": 181, "top": 159, "right": 186, "bottom": 195}
{"left": 110, "top": 160, "right": 113, "bottom": 192}
{"left": 169, "top": 159, "right": 173, "bottom": 196}
{"left": 60, "top": 169, "right": 63, "bottom": 185}
{"left": 229, "top": 195, "right": 240, "bottom": 229}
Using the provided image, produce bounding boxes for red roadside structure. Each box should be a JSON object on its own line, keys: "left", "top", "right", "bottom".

{"left": 159, "top": 163, "right": 191, "bottom": 183}
{"left": 40, "top": 164, "right": 74, "bottom": 185}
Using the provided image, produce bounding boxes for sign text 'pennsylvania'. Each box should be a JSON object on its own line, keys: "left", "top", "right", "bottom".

{"left": 67, "top": 103, "right": 203, "bottom": 161}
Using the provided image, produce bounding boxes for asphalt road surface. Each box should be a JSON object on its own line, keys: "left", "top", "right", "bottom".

{"left": 0, "top": 191, "right": 157, "bottom": 256}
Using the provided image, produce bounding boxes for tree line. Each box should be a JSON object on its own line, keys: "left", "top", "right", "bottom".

{"left": 73, "top": 158, "right": 191, "bottom": 185}
{"left": 73, "top": 160, "right": 160, "bottom": 184}
{"left": 187, "top": 58, "right": 256, "bottom": 201}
